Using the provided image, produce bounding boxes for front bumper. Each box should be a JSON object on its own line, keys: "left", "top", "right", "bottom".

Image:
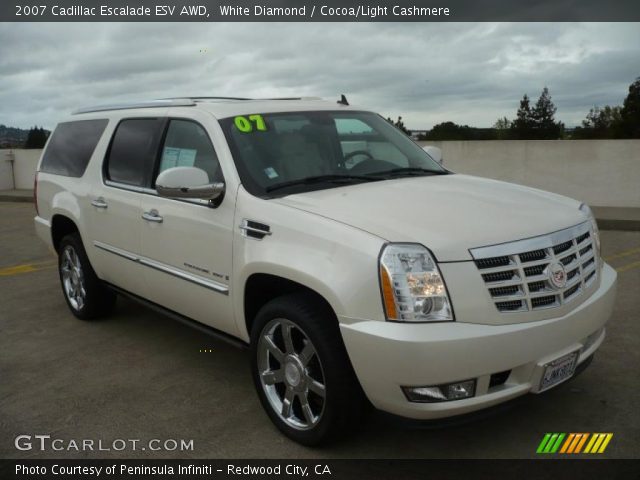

{"left": 339, "top": 263, "right": 617, "bottom": 419}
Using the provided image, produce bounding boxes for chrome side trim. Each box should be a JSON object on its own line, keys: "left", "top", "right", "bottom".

{"left": 94, "top": 240, "right": 138, "bottom": 262}
{"left": 104, "top": 180, "right": 212, "bottom": 207}
{"left": 470, "top": 221, "right": 591, "bottom": 259}
{"left": 93, "top": 241, "right": 229, "bottom": 295}
{"left": 104, "top": 180, "right": 156, "bottom": 195}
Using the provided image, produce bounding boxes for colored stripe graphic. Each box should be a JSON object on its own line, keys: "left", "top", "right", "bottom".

{"left": 537, "top": 433, "right": 552, "bottom": 453}
{"left": 584, "top": 433, "right": 614, "bottom": 454}
{"left": 574, "top": 433, "right": 588, "bottom": 453}
{"left": 538, "top": 433, "right": 613, "bottom": 454}
{"left": 559, "top": 433, "right": 575, "bottom": 453}
{"left": 536, "top": 433, "right": 565, "bottom": 453}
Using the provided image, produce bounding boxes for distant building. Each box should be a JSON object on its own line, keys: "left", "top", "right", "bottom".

{"left": 410, "top": 130, "right": 427, "bottom": 140}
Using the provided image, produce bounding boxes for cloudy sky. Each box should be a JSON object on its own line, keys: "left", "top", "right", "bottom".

{"left": 1, "top": 22, "right": 639, "bottom": 130}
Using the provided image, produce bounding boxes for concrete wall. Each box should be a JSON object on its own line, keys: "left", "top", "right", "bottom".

{"left": 419, "top": 140, "right": 640, "bottom": 208}
{"left": 0, "top": 149, "right": 41, "bottom": 190}
{"left": 0, "top": 150, "right": 14, "bottom": 190}
{"left": 14, "top": 150, "right": 41, "bottom": 189}
{"left": 2, "top": 141, "right": 640, "bottom": 207}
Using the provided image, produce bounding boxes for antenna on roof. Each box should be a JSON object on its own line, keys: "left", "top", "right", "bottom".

{"left": 337, "top": 94, "right": 349, "bottom": 106}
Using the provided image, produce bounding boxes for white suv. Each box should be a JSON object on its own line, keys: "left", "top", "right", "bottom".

{"left": 34, "top": 97, "right": 617, "bottom": 445}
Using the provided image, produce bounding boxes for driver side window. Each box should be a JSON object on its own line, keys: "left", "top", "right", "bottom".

{"left": 335, "top": 117, "right": 409, "bottom": 169}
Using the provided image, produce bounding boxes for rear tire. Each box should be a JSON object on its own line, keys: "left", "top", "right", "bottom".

{"left": 58, "top": 233, "right": 116, "bottom": 320}
{"left": 250, "top": 292, "right": 365, "bottom": 445}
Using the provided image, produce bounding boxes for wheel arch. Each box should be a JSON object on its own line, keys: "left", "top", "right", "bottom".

{"left": 243, "top": 272, "right": 340, "bottom": 340}
{"left": 51, "top": 214, "right": 80, "bottom": 253}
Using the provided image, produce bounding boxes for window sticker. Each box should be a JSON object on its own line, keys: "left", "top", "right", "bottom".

{"left": 234, "top": 114, "right": 267, "bottom": 133}
{"left": 160, "top": 147, "right": 197, "bottom": 171}
{"left": 264, "top": 167, "right": 279, "bottom": 179}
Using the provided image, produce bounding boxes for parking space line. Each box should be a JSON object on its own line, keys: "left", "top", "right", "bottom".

{"left": 617, "top": 260, "right": 640, "bottom": 273}
{"left": 0, "top": 260, "right": 56, "bottom": 276}
{"left": 604, "top": 246, "right": 640, "bottom": 262}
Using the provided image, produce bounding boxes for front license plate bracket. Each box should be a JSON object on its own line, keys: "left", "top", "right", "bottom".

{"left": 539, "top": 351, "right": 579, "bottom": 392}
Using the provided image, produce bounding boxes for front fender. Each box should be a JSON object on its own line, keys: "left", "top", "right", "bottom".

{"left": 232, "top": 187, "right": 387, "bottom": 341}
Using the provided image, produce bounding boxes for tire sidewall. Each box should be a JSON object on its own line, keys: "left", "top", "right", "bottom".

{"left": 250, "top": 296, "right": 359, "bottom": 446}
{"left": 58, "top": 233, "right": 113, "bottom": 320}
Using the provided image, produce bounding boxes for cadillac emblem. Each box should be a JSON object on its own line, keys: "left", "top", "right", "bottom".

{"left": 547, "top": 262, "right": 567, "bottom": 289}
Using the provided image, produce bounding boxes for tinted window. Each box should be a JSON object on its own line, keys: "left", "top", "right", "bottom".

{"left": 156, "top": 120, "right": 222, "bottom": 184}
{"left": 106, "top": 118, "right": 163, "bottom": 186}
{"left": 41, "top": 119, "right": 108, "bottom": 177}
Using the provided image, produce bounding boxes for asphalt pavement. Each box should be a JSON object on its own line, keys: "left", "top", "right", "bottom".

{"left": 1, "top": 202, "right": 639, "bottom": 459}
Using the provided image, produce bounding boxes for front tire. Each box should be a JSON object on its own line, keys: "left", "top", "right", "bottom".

{"left": 250, "top": 293, "right": 365, "bottom": 445}
{"left": 58, "top": 233, "right": 116, "bottom": 320}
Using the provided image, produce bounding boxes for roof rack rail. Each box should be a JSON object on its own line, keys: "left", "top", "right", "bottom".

{"left": 258, "top": 97, "right": 322, "bottom": 101}
{"left": 164, "top": 96, "right": 323, "bottom": 102}
{"left": 162, "top": 96, "right": 253, "bottom": 101}
{"left": 73, "top": 96, "right": 326, "bottom": 114}
{"left": 73, "top": 99, "right": 196, "bottom": 115}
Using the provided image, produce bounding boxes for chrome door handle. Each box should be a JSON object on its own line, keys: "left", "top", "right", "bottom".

{"left": 91, "top": 197, "right": 108, "bottom": 209}
{"left": 142, "top": 209, "right": 163, "bottom": 223}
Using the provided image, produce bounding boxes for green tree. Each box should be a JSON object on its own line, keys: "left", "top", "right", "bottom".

{"left": 510, "top": 94, "right": 535, "bottom": 139}
{"left": 573, "top": 105, "right": 622, "bottom": 139}
{"left": 421, "top": 121, "right": 497, "bottom": 141}
{"left": 386, "top": 116, "right": 411, "bottom": 136}
{"left": 531, "top": 87, "right": 563, "bottom": 139}
{"left": 24, "top": 126, "right": 48, "bottom": 148}
{"left": 493, "top": 117, "right": 511, "bottom": 139}
{"left": 619, "top": 77, "right": 640, "bottom": 138}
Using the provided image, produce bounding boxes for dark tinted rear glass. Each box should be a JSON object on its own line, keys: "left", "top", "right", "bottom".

{"left": 40, "top": 119, "right": 108, "bottom": 177}
{"left": 106, "top": 118, "right": 164, "bottom": 186}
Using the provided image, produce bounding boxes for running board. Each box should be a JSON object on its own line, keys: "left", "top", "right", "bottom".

{"left": 105, "top": 283, "right": 248, "bottom": 350}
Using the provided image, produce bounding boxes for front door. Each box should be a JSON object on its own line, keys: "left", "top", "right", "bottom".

{"left": 139, "top": 118, "right": 236, "bottom": 336}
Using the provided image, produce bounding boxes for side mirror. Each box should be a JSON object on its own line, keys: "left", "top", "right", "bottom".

{"left": 156, "top": 166, "right": 224, "bottom": 201}
{"left": 422, "top": 146, "right": 443, "bottom": 165}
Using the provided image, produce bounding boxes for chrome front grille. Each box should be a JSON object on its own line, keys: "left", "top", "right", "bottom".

{"left": 470, "top": 222, "right": 599, "bottom": 313}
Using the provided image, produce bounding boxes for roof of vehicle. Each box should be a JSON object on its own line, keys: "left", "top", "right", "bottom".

{"left": 72, "top": 97, "right": 359, "bottom": 119}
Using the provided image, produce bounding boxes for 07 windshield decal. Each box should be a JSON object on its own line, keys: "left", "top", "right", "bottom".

{"left": 234, "top": 114, "right": 267, "bottom": 133}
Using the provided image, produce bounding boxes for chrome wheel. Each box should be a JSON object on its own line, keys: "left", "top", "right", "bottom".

{"left": 257, "top": 318, "right": 326, "bottom": 430}
{"left": 60, "top": 245, "right": 86, "bottom": 311}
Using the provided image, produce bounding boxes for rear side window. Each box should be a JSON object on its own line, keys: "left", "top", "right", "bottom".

{"left": 106, "top": 118, "right": 164, "bottom": 186}
{"left": 40, "top": 119, "right": 108, "bottom": 177}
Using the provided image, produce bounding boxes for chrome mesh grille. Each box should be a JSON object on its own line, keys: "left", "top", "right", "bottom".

{"left": 471, "top": 222, "right": 598, "bottom": 313}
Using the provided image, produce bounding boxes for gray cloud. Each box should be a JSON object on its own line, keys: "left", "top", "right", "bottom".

{"left": 0, "top": 22, "right": 638, "bottom": 129}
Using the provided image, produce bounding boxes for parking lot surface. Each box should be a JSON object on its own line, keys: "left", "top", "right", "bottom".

{"left": 1, "top": 202, "right": 639, "bottom": 459}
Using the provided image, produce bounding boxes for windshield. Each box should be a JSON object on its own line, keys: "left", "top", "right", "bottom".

{"left": 219, "top": 110, "right": 447, "bottom": 196}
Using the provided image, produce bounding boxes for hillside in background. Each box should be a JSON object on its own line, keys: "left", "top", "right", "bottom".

{"left": 0, "top": 125, "right": 50, "bottom": 148}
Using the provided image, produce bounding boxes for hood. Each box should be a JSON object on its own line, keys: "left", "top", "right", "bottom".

{"left": 274, "top": 174, "right": 585, "bottom": 261}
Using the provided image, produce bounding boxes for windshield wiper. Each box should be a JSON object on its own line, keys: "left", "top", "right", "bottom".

{"left": 366, "top": 167, "right": 449, "bottom": 179}
{"left": 265, "top": 174, "right": 379, "bottom": 193}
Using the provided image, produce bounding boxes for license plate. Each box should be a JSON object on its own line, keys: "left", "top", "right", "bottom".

{"left": 539, "top": 352, "right": 579, "bottom": 392}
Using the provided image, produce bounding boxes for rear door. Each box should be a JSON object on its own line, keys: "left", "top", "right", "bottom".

{"left": 89, "top": 117, "right": 165, "bottom": 297}
{"left": 138, "top": 114, "right": 236, "bottom": 336}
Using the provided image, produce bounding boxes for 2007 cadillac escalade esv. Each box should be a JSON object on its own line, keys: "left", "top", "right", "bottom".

{"left": 34, "top": 97, "right": 617, "bottom": 445}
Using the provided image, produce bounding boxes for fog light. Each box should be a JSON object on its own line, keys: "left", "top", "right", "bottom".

{"left": 403, "top": 379, "right": 476, "bottom": 403}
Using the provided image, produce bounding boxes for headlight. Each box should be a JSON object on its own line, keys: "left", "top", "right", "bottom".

{"left": 580, "top": 203, "right": 601, "bottom": 260}
{"left": 379, "top": 244, "right": 453, "bottom": 322}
